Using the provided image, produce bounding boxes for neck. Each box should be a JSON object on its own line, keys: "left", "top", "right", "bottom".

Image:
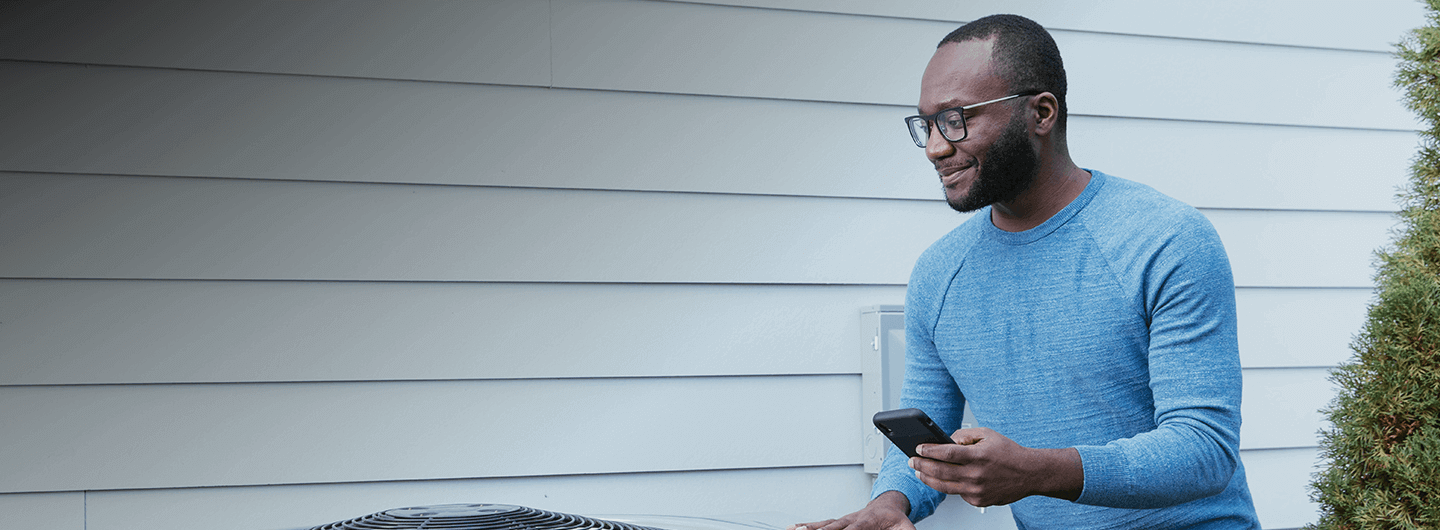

{"left": 989, "top": 154, "right": 1090, "bottom": 232}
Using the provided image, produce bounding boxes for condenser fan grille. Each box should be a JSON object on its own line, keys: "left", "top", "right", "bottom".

{"left": 310, "top": 503, "right": 670, "bottom": 530}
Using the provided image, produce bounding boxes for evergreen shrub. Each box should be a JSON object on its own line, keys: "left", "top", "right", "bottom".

{"left": 1307, "top": 1, "right": 1440, "bottom": 528}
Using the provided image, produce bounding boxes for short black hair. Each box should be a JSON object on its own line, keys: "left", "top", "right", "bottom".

{"left": 939, "top": 14, "right": 1067, "bottom": 130}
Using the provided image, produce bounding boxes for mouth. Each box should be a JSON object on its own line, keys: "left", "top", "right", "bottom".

{"left": 937, "top": 162, "right": 976, "bottom": 188}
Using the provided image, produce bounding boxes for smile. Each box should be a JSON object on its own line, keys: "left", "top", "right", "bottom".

{"left": 938, "top": 163, "right": 976, "bottom": 187}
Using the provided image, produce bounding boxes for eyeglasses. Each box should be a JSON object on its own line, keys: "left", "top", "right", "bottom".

{"left": 904, "top": 93, "right": 1032, "bottom": 148}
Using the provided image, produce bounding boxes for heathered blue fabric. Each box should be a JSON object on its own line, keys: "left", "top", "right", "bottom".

{"left": 871, "top": 171, "right": 1260, "bottom": 529}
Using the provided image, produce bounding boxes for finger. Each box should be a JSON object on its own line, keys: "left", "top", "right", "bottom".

{"left": 960, "top": 493, "right": 987, "bottom": 508}
{"left": 954, "top": 433, "right": 985, "bottom": 445}
{"left": 910, "top": 451, "right": 981, "bottom": 485}
{"left": 788, "top": 520, "right": 837, "bottom": 530}
{"left": 911, "top": 467, "right": 963, "bottom": 496}
{"left": 915, "top": 442, "right": 974, "bottom": 465}
{"left": 950, "top": 427, "right": 991, "bottom": 445}
{"left": 914, "top": 443, "right": 953, "bottom": 460}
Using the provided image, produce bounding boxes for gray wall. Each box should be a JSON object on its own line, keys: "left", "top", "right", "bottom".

{"left": 0, "top": 1, "right": 1422, "bottom": 529}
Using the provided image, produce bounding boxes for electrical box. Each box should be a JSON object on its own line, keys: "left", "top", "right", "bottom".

{"left": 859, "top": 305, "right": 905, "bottom": 474}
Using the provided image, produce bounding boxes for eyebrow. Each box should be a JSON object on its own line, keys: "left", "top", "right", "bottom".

{"left": 920, "top": 99, "right": 963, "bottom": 113}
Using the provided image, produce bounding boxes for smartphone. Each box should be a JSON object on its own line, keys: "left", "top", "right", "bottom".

{"left": 872, "top": 408, "right": 956, "bottom": 458}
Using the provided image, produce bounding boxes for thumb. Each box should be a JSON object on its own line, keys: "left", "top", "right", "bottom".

{"left": 953, "top": 429, "right": 986, "bottom": 446}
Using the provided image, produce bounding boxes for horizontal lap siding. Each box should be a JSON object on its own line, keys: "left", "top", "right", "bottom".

{"left": 0, "top": 281, "right": 902, "bottom": 384}
{"left": 0, "top": 0, "right": 553, "bottom": 85}
{"left": 0, "top": 377, "right": 858, "bottom": 492}
{"left": 1240, "top": 368, "right": 1335, "bottom": 449}
{"left": 0, "top": 492, "right": 85, "bottom": 530}
{"left": 1236, "top": 288, "right": 1372, "bottom": 368}
{"left": 1210, "top": 210, "right": 1394, "bottom": 288}
{"left": 549, "top": 0, "right": 1411, "bottom": 129}
{"left": 0, "top": 370, "right": 1324, "bottom": 493}
{"left": 659, "top": 0, "right": 1420, "bottom": 52}
{"left": 0, "top": 62, "right": 939, "bottom": 199}
{"left": 1243, "top": 448, "right": 1325, "bottom": 530}
{"left": 0, "top": 174, "right": 1394, "bottom": 286}
{"left": 0, "top": 173, "right": 957, "bottom": 283}
{"left": 0, "top": 1, "right": 1414, "bottom": 529}
{"left": 2, "top": 0, "right": 1419, "bottom": 63}
{"left": 0, "top": 2, "right": 1412, "bottom": 129}
{"left": 0, "top": 62, "right": 1414, "bottom": 211}
{"left": 1074, "top": 120, "right": 1411, "bottom": 213}
{"left": 0, "top": 284, "right": 1369, "bottom": 386}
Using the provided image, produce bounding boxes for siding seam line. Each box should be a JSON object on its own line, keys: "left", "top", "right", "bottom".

{"left": 0, "top": 58, "right": 1416, "bottom": 133}
{"left": 0, "top": 169, "right": 1407, "bottom": 214}
{"left": 647, "top": 0, "right": 1400, "bottom": 55}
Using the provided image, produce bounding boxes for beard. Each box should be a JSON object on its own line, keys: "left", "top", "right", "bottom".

{"left": 946, "top": 112, "right": 1040, "bottom": 213}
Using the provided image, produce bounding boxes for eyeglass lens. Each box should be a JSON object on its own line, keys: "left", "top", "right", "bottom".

{"left": 908, "top": 109, "right": 966, "bottom": 147}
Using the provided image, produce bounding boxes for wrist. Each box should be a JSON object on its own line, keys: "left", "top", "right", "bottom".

{"left": 868, "top": 490, "right": 911, "bottom": 517}
{"left": 1029, "top": 447, "right": 1084, "bottom": 501}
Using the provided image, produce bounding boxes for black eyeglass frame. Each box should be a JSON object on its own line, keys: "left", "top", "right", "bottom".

{"left": 904, "top": 92, "right": 1039, "bottom": 148}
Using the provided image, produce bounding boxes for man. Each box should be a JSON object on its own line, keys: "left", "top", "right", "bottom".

{"left": 794, "top": 14, "right": 1260, "bottom": 529}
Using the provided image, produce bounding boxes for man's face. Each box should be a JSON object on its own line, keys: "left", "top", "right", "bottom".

{"left": 918, "top": 39, "right": 1039, "bottom": 213}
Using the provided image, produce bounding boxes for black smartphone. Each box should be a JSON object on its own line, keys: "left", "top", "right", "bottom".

{"left": 872, "top": 408, "right": 956, "bottom": 458}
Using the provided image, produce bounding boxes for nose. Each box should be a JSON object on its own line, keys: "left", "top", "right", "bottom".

{"left": 924, "top": 123, "right": 956, "bottom": 161}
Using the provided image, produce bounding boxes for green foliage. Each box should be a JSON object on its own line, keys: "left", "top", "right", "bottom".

{"left": 1308, "top": 1, "right": 1440, "bottom": 528}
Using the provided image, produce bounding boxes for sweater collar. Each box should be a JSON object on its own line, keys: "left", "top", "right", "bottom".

{"left": 980, "top": 169, "right": 1105, "bottom": 245}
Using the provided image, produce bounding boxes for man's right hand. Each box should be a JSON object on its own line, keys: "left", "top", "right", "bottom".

{"left": 786, "top": 491, "right": 913, "bottom": 530}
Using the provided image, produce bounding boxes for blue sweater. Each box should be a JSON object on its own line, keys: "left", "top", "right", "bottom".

{"left": 872, "top": 171, "right": 1260, "bottom": 529}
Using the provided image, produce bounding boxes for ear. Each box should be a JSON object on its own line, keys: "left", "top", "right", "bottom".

{"left": 1029, "top": 92, "right": 1060, "bottom": 137}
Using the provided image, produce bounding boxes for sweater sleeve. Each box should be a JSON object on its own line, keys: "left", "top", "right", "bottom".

{"left": 1072, "top": 207, "right": 1244, "bottom": 508}
{"left": 869, "top": 235, "right": 970, "bottom": 522}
